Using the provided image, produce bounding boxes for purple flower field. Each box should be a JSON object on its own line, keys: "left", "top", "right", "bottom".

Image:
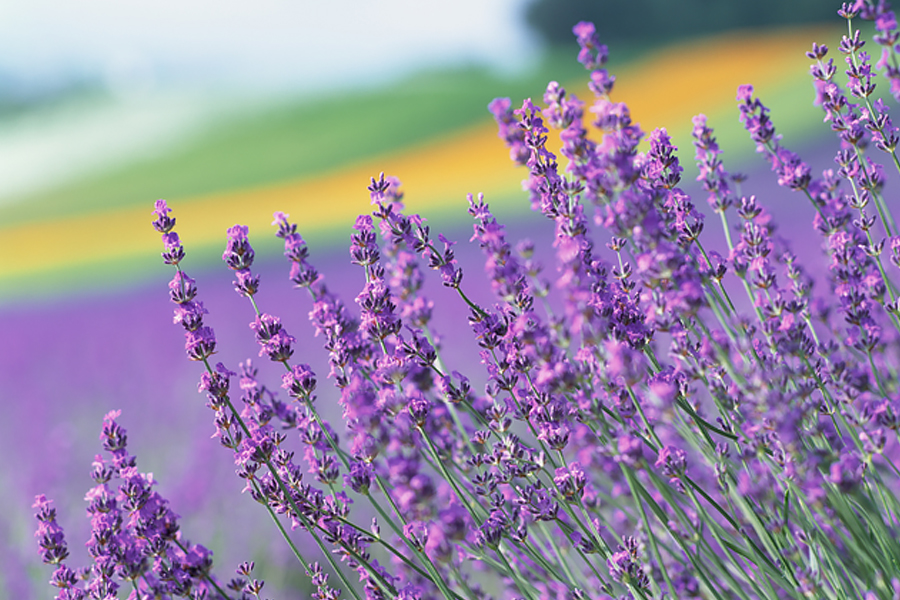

{"left": 2, "top": 132, "right": 843, "bottom": 599}
{"left": 2, "top": 209, "right": 546, "bottom": 598}
{"left": 14, "top": 3, "right": 900, "bottom": 599}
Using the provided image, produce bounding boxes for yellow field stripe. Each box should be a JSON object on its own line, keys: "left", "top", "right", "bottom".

{"left": 1, "top": 25, "right": 834, "bottom": 284}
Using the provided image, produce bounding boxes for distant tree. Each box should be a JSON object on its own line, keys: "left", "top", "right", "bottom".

{"left": 525, "top": 0, "right": 838, "bottom": 47}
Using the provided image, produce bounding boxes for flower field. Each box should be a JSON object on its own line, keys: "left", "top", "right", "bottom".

{"left": 8, "top": 6, "right": 900, "bottom": 599}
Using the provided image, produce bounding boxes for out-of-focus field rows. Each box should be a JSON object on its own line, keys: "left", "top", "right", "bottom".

{"left": 0, "top": 24, "right": 837, "bottom": 302}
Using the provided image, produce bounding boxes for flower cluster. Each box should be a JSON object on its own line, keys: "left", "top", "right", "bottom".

{"left": 34, "top": 411, "right": 263, "bottom": 600}
{"left": 152, "top": 200, "right": 217, "bottom": 363}
{"left": 39, "top": 3, "right": 900, "bottom": 599}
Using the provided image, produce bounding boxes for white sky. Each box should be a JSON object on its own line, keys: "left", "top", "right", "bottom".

{"left": 0, "top": 0, "right": 537, "bottom": 94}
{"left": 0, "top": 0, "right": 537, "bottom": 201}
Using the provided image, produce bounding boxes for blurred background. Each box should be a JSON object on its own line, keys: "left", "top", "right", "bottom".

{"left": 0, "top": 0, "right": 850, "bottom": 597}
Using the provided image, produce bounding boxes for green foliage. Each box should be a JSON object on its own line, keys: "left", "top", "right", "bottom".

{"left": 525, "top": 0, "right": 837, "bottom": 47}
{"left": 0, "top": 56, "right": 587, "bottom": 228}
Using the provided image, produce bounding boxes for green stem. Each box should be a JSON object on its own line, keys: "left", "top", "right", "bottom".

{"left": 622, "top": 469, "right": 674, "bottom": 598}
{"left": 494, "top": 544, "right": 539, "bottom": 600}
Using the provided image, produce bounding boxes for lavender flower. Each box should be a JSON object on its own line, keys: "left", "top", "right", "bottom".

{"left": 75, "top": 9, "right": 900, "bottom": 600}
{"left": 35, "top": 411, "right": 250, "bottom": 600}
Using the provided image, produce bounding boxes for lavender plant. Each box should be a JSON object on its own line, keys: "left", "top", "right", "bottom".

{"left": 36, "top": 1, "right": 900, "bottom": 598}
{"left": 33, "top": 410, "right": 268, "bottom": 600}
